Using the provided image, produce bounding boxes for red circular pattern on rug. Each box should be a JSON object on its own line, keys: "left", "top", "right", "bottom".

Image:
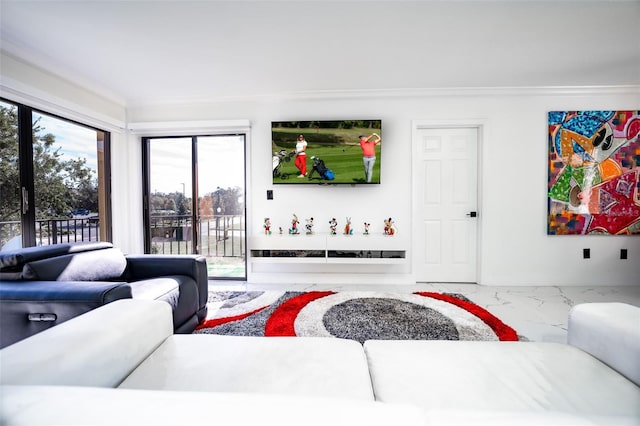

{"left": 265, "top": 291, "right": 335, "bottom": 336}
{"left": 262, "top": 291, "right": 518, "bottom": 341}
{"left": 196, "top": 291, "right": 520, "bottom": 342}
{"left": 414, "top": 292, "right": 518, "bottom": 341}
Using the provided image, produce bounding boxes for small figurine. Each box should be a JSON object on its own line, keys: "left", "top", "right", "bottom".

{"left": 363, "top": 222, "right": 370, "bottom": 235}
{"left": 279, "top": 227, "right": 283, "bottom": 235}
{"left": 344, "top": 217, "right": 353, "bottom": 235}
{"left": 329, "top": 218, "right": 338, "bottom": 235}
{"left": 263, "top": 217, "right": 272, "bottom": 235}
{"left": 384, "top": 217, "right": 396, "bottom": 236}
{"left": 305, "top": 217, "right": 314, "bottom": 235}
{"left": 289, "top": 213, "right": 300, "bottom": 235}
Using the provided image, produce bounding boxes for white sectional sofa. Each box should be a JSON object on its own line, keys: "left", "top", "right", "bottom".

{"left": 0, "top": 299, "right": 423, "bottom": 426}
{"left": 1, "top": 299, "right": 638, "bottom": 425}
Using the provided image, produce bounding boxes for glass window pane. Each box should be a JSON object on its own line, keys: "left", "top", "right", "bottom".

{"left": 197, "top": 135, "right": 246, "bottom": 278}
{"left": 148, "top": 137, "right": 193, "bottom": 255}
{"left": 0, "top": 101, "right": 21, "bottom": 250}
{"left": 32, "top": 112, "right": 102, "bottom": 246}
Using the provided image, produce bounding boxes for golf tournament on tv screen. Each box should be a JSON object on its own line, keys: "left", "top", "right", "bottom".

{"left": 271, "top": 120, "right": 382, "bottom": 185}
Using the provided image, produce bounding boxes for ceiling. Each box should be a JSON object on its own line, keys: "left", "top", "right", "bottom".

{"left": 1, "top": 1, "right": 639, "bottom": 107}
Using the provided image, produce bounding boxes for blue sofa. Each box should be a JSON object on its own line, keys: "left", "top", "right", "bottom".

{"left": 0, "top": 241, "right": 208, "bottom": 348}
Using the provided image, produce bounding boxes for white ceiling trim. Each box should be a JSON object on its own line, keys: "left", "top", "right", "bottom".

{"left": 125, "top": 85, "right": 640, "bottom": 107}
{"left": 0, "top": 46, "right": 127, "bottom": 109}
{"left": 127, "top": 120, "right": 251, "bottom": 136}
{"left": 0, "top": 79, "right": 126, "bottom": 132}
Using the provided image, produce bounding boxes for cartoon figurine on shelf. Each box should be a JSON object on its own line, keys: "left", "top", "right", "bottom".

{"left": 263, "top": 217, "right": 272, "bottom": 235}
{"left": 363, "top": 222, "right": 370, "bottom": 235}
{"left": 384, "top": 217, "right": 396, "bottom": 236}
{"left": 305, "top": 217, "right": 314, "bottom": 235}
{"left": 289, "top": 213, "right": 300, "bottom": 235}
{"left": 329, "top": 218, "right": 338, "bottom": 235}
{"left": 279, "top": 227, "right": 283, "bottom": 235}
{"left": 344, "top": 217, "right": 354, "bottom": 235}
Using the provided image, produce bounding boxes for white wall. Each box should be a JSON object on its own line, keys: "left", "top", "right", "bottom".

{"left": 3, "top": 50, "right": 638, "bottom": 286}
{"left": 126, "top": 87, "right": 640, "bottom": 286}
{"left": 0, "top": 52, "right": 125, "bottom": 128}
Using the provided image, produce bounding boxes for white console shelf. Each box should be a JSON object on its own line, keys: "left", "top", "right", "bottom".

{"left": 249, "top": 233, "right": 407, "bottom": 264}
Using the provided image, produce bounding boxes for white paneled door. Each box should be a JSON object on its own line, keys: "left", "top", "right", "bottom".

{"left": 413, "top": 127, "right": 479, "bottom": 283}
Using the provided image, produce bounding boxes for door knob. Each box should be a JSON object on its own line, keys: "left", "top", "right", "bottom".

{"left": 466, "top": 211, "right": 477, "bottom": 218}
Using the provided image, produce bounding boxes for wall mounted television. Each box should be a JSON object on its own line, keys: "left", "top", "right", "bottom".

{"left": 272, "top": 120, "right": 382, "bottom": 185}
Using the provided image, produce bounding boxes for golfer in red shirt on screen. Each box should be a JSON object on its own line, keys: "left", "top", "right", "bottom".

{"left": 359, "top": 133, "right": 381, "bottom": 183}
{"left": 294, "top": 134, "right": 308, "bottom": 178}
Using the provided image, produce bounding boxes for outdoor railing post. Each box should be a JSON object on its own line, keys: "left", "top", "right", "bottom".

{"left": 51, "top": 220, "right": 58, "bottom": 245}
{"left": 222, "top": 216, "right": 226, "bottom": 256}
{"left": 238, "top": 215, "right": 242, "bottom": 258}
{"left": 231, "top": 216, "right": 236, "bottom": 257}
{"left": 215, "top": 215, "right": 219, "bottom": 257}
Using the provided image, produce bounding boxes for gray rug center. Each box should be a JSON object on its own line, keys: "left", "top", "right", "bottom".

{"left": 322, "top": 298, "right": 459, "bottom": 344}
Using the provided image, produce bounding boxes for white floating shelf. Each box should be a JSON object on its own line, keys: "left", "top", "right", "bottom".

{"left": 249, "top": 233, "right": 406, "bottom": 265}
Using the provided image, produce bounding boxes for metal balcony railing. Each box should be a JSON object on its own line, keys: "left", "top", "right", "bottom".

{"left": 1, "top": 214, "right": 245, "bottom": 260}
{"left": 149, "top": 214, "right": 245, "bottom": 258}
{"left": 0, "top": 217, "right": 101, "bottom": 249}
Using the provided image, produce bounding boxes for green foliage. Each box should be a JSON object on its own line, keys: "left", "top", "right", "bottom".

{"left": 271, "top": 124, "right": 380, "bottom": 148}
{"left": 0, "top": 105, "right": 20, "bottom": 221}
{"left": 273, "top": 120, "right": 380, "bottom": 130}
{"left": 0, "top": 105, "right": 98, "bottom": 222}
{"left": 210, "top": 186, "right": 244, "bottom": 215}
{"left": 150, "top": 186, "right": 243, "bottom": 217}
{"left": 150, "top": 192, "right": 181, "bottom": 214}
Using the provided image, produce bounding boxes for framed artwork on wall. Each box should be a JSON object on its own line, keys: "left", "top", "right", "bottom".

{"left": 547, "top": 110, "right": 640, "bottom": 235}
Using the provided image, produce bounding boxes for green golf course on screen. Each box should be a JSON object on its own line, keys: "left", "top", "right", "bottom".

{"left": 272, "top": 120, "right": 382, "bottom": 185}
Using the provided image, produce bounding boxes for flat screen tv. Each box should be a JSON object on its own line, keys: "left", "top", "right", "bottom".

{"left": 272, "top": 120, "right": 382, "bottom": 185}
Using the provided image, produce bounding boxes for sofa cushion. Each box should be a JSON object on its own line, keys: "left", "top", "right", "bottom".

{"left": 364, "top": 340, "right": 640, "bottom": 419}
{"left": 568, "top": 303, "right": 640, "bottom": 387}
{"left": 129, "top": 275, "right": 198, "bottom": 331}
{"left": 0, "top": 242, "right": 113, "bottom": 272}
{"left": 0, "top": 299, "right": 173, "bottom": 388}
{"left": 119, "top": 334, "right": 375, "bottom": 401}
{"left": 0, "top": 386, "right": 426, "bottom": 426}
{"left": 0, "top": 280, "right": 132, "bottom": 348}
{"left": 422, "top": 410, "right": 638, "bottom": 426}
{"left": 21, "top": 247, "right": 127, "bottom": 281}
{"left": 128, "top": 276, "right": 179, "bottom": 301}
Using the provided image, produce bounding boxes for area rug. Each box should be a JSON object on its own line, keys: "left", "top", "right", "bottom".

{"left": 194, "top": 291, "right": 520, "bottom": 343}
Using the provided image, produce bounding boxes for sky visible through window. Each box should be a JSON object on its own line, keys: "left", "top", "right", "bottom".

{"left": 28, "top": 112, "right": 245, "bottom": 199}
{"left": 150, "top": 135, "right": 245, "bottom": 196}
{"left": 35, "top": 112, "right": 98, "bottom": 172}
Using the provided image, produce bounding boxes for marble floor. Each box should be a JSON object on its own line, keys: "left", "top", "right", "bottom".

{"left": 208, "top": 281, "right": 640, "bottom": 343}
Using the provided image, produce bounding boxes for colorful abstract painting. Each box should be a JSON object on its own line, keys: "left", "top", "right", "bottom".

{"left": 548, "top": 110, "right": 640, "bottom": 235}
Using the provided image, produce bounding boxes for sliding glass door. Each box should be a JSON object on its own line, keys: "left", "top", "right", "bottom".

{"left": 143, "top": 134, "right": 246, "bottom": 279}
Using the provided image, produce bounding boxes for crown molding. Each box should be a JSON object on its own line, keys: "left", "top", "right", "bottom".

{"left": 0, "top": 46, "right": 127, "bottom": 108}
{"left": 0, "top": 79, "right": 126, "bottom": 132}
{"left": 127, "top": 120, "right": 251, "bottom": 136}
{"left": 127, "top": 85, "right": 640, "bottom": 107}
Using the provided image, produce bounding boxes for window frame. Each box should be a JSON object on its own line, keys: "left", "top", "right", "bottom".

{"left": 0, "top": 97, "right": 113, "bottom": 248}
{"left": 141, "top": 133, "right": 248, "bottom": 280}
